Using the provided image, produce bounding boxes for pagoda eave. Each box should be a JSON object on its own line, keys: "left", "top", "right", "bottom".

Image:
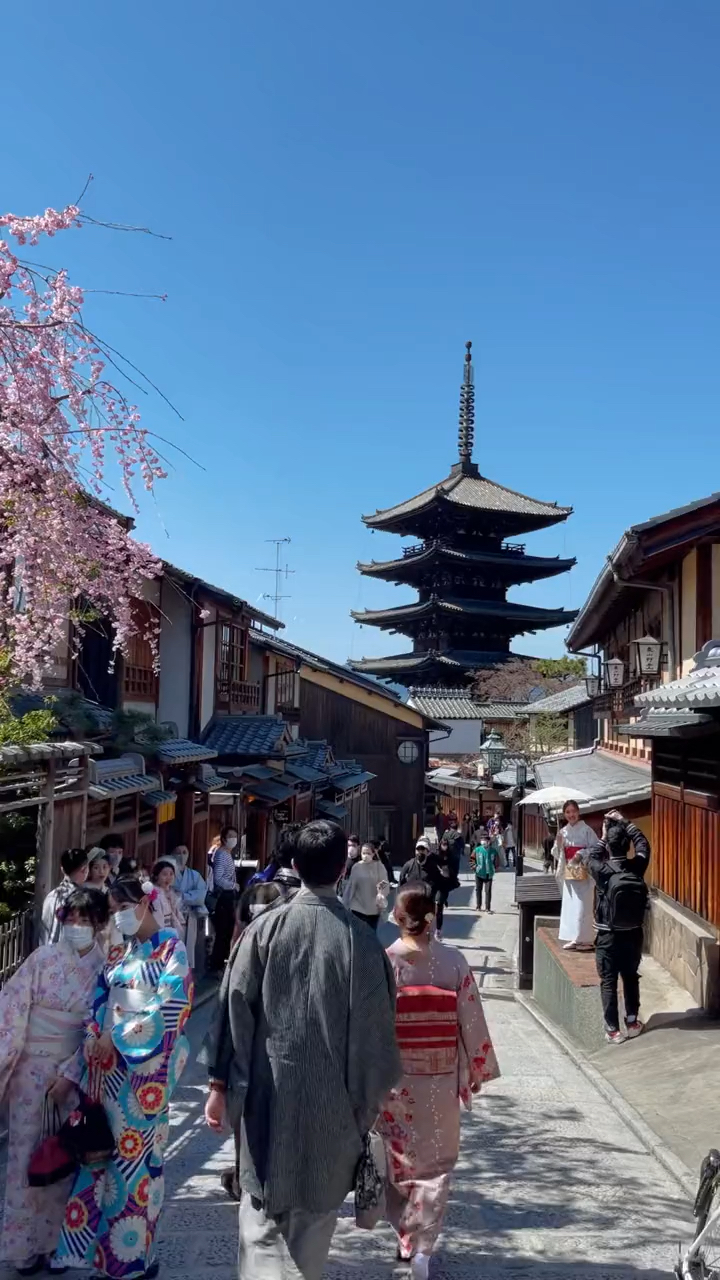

{"left": 347, "top": 648, "right": 513, "bottom": 687}
{"left": 362, "top": 492, "right": 572, "bottom": 539}
{"left": 356, "top": 547, "right": 577, "bottom": 585}
{"left": 352, "top": 598, "right": 578, "bottom": 632}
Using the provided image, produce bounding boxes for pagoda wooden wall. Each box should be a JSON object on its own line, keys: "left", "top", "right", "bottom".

{"left": 298, "top": 677, "right": 426, "bottom": 859}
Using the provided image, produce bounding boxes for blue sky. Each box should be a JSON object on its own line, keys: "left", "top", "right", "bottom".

{"left": 4, "top": 2, "right": 720, "bottom": 669}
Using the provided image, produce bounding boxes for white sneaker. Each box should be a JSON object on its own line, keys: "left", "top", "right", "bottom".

{"left": 625, "top": 1020, "right": 644, "bottom": 1039}
{"left": 562, "top": 942, "right": 577, "bottom": 951}
{"left": 411, "top": 1253, "right": 431, "bottom": 1280}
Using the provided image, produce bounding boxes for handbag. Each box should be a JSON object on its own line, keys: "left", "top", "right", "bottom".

{"left": 354, "top": 1130, "right": 387, "bottom": 1230}
{"left": 28, "top": 1095, "right": 77, "bottom": 1187}
{"left": 58, "top": 1065, "right": 114, "bottom": 1167}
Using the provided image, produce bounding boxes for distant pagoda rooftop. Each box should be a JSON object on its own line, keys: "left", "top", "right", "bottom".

{"left": 349, "top": 341, "right": 576, "bottom": 688}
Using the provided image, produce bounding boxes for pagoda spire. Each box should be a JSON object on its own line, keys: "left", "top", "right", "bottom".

{"left": 457, "top": 340, "right": 477, "bottom": 474}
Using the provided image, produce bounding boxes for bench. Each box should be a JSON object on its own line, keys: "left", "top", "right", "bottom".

{"left": 533, "top": 922, "right": 605, "bottom": 1052}
{"left": 515, "top": 875, "right": 561, "bottom": 989}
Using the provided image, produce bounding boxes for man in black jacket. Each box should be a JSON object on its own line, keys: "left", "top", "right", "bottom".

{"left": 399, "top": 840, "right": 444, "bottom": 894}
{"left": 585, "top": 810, "right": 651, "bottom": 1044}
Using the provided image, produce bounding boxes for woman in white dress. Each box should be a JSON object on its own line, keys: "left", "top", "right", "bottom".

{"left": 554, "top": 800, "right": 597, "bottom": 950}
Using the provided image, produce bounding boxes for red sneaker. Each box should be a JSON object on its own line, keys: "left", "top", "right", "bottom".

{"left": 625, "top": 1020, "right": 645, "bottom": 1039}
{"left": 605, "top": 1030, "right": 625, "bottom": 1045}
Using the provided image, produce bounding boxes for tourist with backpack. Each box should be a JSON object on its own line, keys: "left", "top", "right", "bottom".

{"left": 585, "top": 810, "right": 650, "bottom": 1044}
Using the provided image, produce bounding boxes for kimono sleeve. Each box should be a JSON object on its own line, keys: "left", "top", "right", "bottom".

{"left": 456, "top": 952, "right": 500, "bottom": 1102}
{"left": 59, "top": 965, "right": 112, "bottom": 1085}
{"left": 0, "top": 950, "right": 38, "bottom": 1100}
{"left": 182, "top": 870, "right": 207, "bottom": 909}
{"left": 111, "top": 937, "right": 193, "bottom": 1065}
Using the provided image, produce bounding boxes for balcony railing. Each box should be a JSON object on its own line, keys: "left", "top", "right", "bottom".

{"left": 401, "top": 539, "right": 527, "bottom": 558}
{"left": 592, "top": 675, "right": 662, "bottom": 718}
{"left": 217, "top": 679, "right": 261, "bottom": 712}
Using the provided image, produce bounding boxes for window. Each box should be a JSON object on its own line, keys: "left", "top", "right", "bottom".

{"left": 397, "top": 740, "right": 420, "bottom": 765}
{"left": 216, "top": 621, "right": 256, "bottom": 710}
{"left": 123, "top": 602, "right": 158, "bottom": 702}
{"left": 275, "top": 662, "right": 297, "bottom": 709}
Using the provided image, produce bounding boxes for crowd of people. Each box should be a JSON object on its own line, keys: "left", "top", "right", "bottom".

{"left": 0, "top": 799, "right": 651, "bottom": 1279}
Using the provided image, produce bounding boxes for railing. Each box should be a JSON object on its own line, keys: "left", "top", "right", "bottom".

{"left": 220, "top": 679, "right": 261, "bottom": 712}
{"left": 0, "top": 908, "right": 34, "bottom": 987}
{"left": 401, "top": 539, "right": 527, "bottom": 558}
{"left": 593, "top": 675, "right": 662, "bottom": 718}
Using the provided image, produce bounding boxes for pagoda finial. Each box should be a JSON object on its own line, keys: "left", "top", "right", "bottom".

{"left": 457, "top": 340, "right": 475, "bottom": 471}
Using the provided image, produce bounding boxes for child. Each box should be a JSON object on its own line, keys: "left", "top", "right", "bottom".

{"left": 471, "top": 835, "right": 498, "bottom": 913}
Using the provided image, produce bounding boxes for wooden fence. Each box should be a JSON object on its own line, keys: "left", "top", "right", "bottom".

{"left": 652, "top": 785, "right": 720, "bottom": 929}
{"left": 0, "top": 909, "right": 34, "bottom": 987}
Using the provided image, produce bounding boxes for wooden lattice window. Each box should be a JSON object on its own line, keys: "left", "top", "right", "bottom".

{"left": 275, "top": 661, "right": 296, "bottom": 708}
{"left": 216, "top": 621, "right": 250, "bottom": 708}
{"left": 123, "top": 601, "right": 158, "bottom": 703}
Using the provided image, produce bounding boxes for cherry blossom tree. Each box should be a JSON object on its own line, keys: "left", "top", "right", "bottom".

{"left": 0, "top": 201, "right": 168, "bottom": 688}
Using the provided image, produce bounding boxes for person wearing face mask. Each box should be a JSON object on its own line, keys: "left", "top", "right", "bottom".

{"left": 343, "top": 833, "right": 362, "bottom": 882}
{"left": 0, "top": 887, "right": 108, "bottom": 1275}
{"left": 53, "top": 876, "right": 193, "bottom": 1280}
{"left": 342, "top": 843, "right": 390, "bottom": 931}
{"left": 171, "top": 846, "right": 208, "bottom": 971}
{"left": 97, "top": 834, "right": 125, "bottom": 885}
{"left": 208, "top": 827, "right": 240, "bottom": 974}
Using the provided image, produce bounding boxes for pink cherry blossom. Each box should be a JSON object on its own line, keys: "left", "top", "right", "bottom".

{"left": 0, "top": 203, "right": 165, "bottom": 687}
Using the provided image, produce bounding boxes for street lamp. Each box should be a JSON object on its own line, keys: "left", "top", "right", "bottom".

{"left": 481, "top": 730, "right": 506, "bottom": 777}
{"left": 584, "top": 673, "right": 600, "bottom": 698}
{"left": 633, "top": 634, "right": 663, "bottom": 678}
{"left": 605, "top": 657, "right": 625, "bottom": 689}
{"left": 516, "top": 761, "right": 528, "bottom": 788}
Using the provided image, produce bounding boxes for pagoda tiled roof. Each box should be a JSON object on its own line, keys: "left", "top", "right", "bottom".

{"left": 352, "top": 596, "right": 578, "bottom": 631}
{"left": 363, "top": 468, "right": 572, "bottom": 533}
{"left": 348, "top": 649, "right": 512, "bottom": 678}
{"left": 358, "top": 541, "right": 576, "bottom": 583}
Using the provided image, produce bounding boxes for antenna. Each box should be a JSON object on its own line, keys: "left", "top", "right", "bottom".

{"left": 256, "top": 537, "right": 294, "bottom": 620}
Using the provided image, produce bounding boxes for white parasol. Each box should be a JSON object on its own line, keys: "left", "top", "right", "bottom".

{"left": 517, "top": 785, "right": 590, "bottom": 810}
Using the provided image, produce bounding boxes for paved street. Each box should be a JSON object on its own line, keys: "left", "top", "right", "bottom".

{"left": 0, "top": 875, "right": 693, "bottom": 1278}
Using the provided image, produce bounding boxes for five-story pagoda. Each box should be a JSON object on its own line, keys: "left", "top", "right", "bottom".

{"left": 349, "top": 343, "right": 577, "bottom": 688}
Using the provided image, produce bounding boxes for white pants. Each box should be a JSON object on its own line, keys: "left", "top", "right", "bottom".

{"left": 238, "top": 1197, "right": 338, "bottom": 1280}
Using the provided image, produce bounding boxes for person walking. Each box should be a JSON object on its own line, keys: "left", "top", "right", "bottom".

{"left": 53, "top": 876, "right": 193, "bottom": 1280}
{"left": 585, "top": 811, "right": 650, "bottom": 1044}
{"left": 208, "top": 826, "right": 239, "bottom": 973}
{"left": 434, "top": 837, "right": 460, "bottom": 939}
{"left": 443, "top": 817, "right": 465, "bottom": 875}
{"left": 342, "top": 843, "right": 389, "bottom": 931}
{"left": 503, "top": 821, "right": 517, "bottom": 869}
{"left": 0, "top": 887, "right": 109, "bottom": 1275}
{"left": 343, "top": 833, "right": 362, "bottom": 881}
{"left": 379, "top": 885, "right": 500, "bottom": 1279}
{"left": 554, "top": 800, "right": 597, "bottom": 951}
{"left": 226, "top": 819, "right": 400, "bottom": 1280}
{"left": 374, "top": 838, "right": 397, "bottom": 885}
{"left": 486, "top": 811, "right": 505, "bottom": 869}
{"left": 471, "top": 835, "right": 498, "bottom": 912}
{"left": 171, "top": 845, "right": 208, "bottom": 970}
{"left": 399, "top": 840, "right": 443, "bottom": 896}
{"left": 40, "top": 848, "right": 90, "bottom": 945}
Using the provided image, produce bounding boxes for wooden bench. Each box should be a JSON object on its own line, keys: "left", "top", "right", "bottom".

{"left": 533, "top": 922, "right": 605, "bottom": 1051}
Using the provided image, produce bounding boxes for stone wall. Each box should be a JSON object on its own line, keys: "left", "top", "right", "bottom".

{"left": 644, "top": 891, "right": 720, "bottom": 1013}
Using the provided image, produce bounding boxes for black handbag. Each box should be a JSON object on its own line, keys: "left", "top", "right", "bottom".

{"left": 58, "top": 1066, "right": 114, "bottom": 1167}
{"left": 28, "top": 1096, "right": 77, "bottom": 1187}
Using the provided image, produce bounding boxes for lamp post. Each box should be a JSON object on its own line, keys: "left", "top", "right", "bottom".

{"left": 514, "top": 759, "right": 527, "bottom": 879}
{"left": 481, "top": 730, "right": 506, "bottom": 779}
{"left": 584, "top": 673, "right": 600, "bottom": 698}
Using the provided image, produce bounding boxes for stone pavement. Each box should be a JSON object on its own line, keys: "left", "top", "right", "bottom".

{"left": 0, "top": 874, "right": 696, "bottom": 1278}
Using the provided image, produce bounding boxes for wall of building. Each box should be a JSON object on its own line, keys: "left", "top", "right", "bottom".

{"left": 157, "top": 578, "right": 192, "bottom": 737}
{"left": 200, "top": 606, "right": 217, "bottom": 731}
{"left": 681, "top": 549, "right": 698, "bottom": 674}
{"left": 713, "top": 545, "right": 720, "bottom": 640}
{"left": 429, "top": 720, "right": 484, "bottom": 756}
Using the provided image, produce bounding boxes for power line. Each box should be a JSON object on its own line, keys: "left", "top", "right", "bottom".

{"left": 255, "top": 537, "right": 294, "bottom": 620}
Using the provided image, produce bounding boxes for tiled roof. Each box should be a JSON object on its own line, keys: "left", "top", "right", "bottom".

{"left": 142, "top": 789, "right": 177, "bottom": 808}
{"left": 332, "top": 769, "right": 375, "bottom": 791}
{"left": 533, "top": 748, "right": 651, "bottom": 811}
{"left": 363, "top": 470, "right": 572, "bottom": 529}
{"left": 636, "top": 642, "right": 720, "bottom": 711}
{"left": 352, "top": 597, "right": 577, "bottom": 629}
{"left": 409, "top": 689, "right": 487, "bottom": 719}
{"left": 525, "top": 684, "right": 591, "bottom": 715}
{"left": 89, "top": 772, "right": 159, "bottom": 800}
{"left": 349, "top": 649, "right": 518, "bottom": 676}
{"left": 0, "top": 739, "right": 101, "bottom": 766}
{"left": 359, "top": 542, "right": 576, "bottom": 582}
{"left": 284, "top": 760, "right": 328, "bottom": 784}
{"left": 194, "top": 767, "right": 227, "bottom": 792}
{"left": 202, "top": 715, "right": 289, "bottom": 757}
{"left": 316, "top": 799, "right": 349, "bottom": 820}
{"left": 250, "top": 631, "right": 406, "bottom": 705}
{"left": 616, "top": 709, "right": 715, "bottom": 738}
{"left": 243, "top": 777, "right": 295, "bottom": 804}
{"left": 9, "top": 691, "right": 115, "bottom": 735}
{"left": 155, "top": 739, "right": 218, "bottom": 765}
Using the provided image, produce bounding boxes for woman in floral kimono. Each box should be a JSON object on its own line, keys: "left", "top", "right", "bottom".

{"left": 0, "top": 887, "right": 109, "bottom": 1274}
{"left": 378, "top": 886, "right": 500, "bottom": 1280}
{"left": 53, "top": 876, "right": 193, "bottom": 1280}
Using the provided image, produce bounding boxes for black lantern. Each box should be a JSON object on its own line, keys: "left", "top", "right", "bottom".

{"left": 605, "top": 657, "right": 625, "bottom": 689}
{"left": 481, "top": 730, "right": 506, "bottom": 776}
{"left": 633, "top": 635, "right": 662, "bottom": 677}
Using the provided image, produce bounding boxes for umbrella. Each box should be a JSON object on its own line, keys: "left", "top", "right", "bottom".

{"left": 517, "top": 785, "right": 590, "bottom": 810}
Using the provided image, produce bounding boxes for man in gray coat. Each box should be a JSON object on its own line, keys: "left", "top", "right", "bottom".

{"left": 224, "top": 819, "right": 400, "bottom": 1280}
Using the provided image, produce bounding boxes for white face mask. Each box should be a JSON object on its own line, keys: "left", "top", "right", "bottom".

{"left": 113, "top": 905, "right": 143, "bottom": 936}
{"left": 63, "top": 923, "right": 94, "bottom": 951}
{"left": 225, "top": 835, "right": 238, "bottom": 851}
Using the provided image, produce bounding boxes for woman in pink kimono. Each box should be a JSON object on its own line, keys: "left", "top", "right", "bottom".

{"left": 0, "top": 887, "right": 109, "bottom": 1274}
{"left": 378, "top": 885, "right": 500, "bottom": 1280}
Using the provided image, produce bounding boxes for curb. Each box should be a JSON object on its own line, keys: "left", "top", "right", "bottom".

{"left": 515, "top": 990, "right": 697, "bottom": 1198}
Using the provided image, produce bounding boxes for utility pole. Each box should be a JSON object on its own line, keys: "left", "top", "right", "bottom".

{"left": 255, "top": 537, "right": 294, "bottom": 620}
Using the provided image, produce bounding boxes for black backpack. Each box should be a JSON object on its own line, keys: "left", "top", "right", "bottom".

{"left": 605, "top": 865, "right": 649, "bottom": 930}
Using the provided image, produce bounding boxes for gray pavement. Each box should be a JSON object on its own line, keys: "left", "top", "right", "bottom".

{"left": 0, "top": 875, "right": 695, "bottom": 1277}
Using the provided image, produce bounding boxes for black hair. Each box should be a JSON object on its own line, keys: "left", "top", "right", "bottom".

{"left": 293, "top": 820, "right": 347, "bottom": 886}
{"left": 58, "top": 885, "right": 110, "bottom": 929}
{"left": 118, "top": 856, "right": 140, "bottom": 877}
{"left": 109, "top": 875, "right": 148, "bottom": 906}
{"left": 237, "top": 881, "right": 284, "bottom": 930}
{"left": 348, "top": 833, "right": 360, "bottom": 844}
{"left": 99, "top": 834, "right": 124, "bottom": 852}
{"left": 395, "top": 885, "right": 435, "bottom": 936}
{"left": 562, "top": 799, "right": 582, "bottom": 817}
{"left": 605, "top": 817, "right": 632, "bottom": 858}
{"left": 276, "top": 824, "right": 301, "bottom": 870}
{"left": 151, "top": 859, "right": 177, "bottom": 883}
{"left": 220, "top": 825, "right": 238, "bottom": 843}
{"left": 60, "top": 847, "right": 89, "bottom": 877}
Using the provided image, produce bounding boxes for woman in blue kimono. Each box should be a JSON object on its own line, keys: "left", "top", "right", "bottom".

{"left": 53, "top": 877, "right": 193, "bottom": 1279}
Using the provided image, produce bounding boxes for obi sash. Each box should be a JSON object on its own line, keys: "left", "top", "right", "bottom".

{"left": 26, "top": 1005, "right": 85, "bottom": 1060}
{"left": 395, "top": 984, "right": 458, "bottom": 1076}
{"left": 563, "top": 844, "right": 588, "bottom": 881}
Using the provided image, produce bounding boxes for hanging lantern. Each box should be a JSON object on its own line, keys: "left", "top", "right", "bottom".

{"left": 515, "top": 760, "right": 528, "bottom": 788}
{"left": 633, "top": 634, "right": 663, "bottom": 677}
{"left": 605, "top": 657, "right": 625, "bottom": 688}
{"left": 584, "top": 674, "right": 600, "bottom": 698}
